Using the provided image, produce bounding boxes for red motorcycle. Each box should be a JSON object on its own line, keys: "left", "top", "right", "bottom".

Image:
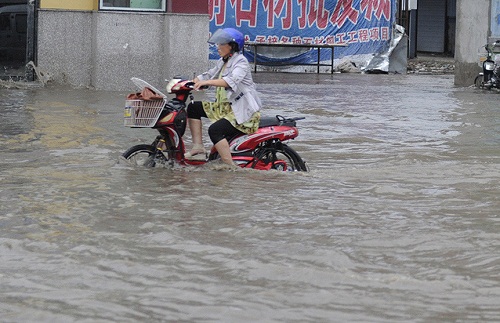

{"left": 122, "top": 77, "right": 308, "bottom": 171}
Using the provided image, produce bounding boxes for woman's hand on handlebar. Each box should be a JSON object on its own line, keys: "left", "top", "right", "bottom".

{"left": 193, "top": 79, "right": 209, "bottom": 91}
{"left": 193, "top": 78, "right": 228, "bottom": 90}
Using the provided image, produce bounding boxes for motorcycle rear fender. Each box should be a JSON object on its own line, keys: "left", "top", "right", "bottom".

{"left": 224, "top": 155, "right": 286, "bottom": 170}
{"left": 229, "top": 126, "right": 299, "bottom": 152}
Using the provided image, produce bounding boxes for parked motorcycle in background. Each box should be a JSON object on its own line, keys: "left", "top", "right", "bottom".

{"left": 475, "top": 40, "right": 500, "bottom": 90}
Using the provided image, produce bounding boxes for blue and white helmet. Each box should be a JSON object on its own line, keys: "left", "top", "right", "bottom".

{"left": 208, "top": 28, "right": 244, "bottom": 52}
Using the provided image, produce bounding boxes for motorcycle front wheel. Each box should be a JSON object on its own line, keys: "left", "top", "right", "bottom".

{"left": 474, "top": 75, "right": 484, "bottom": 88}
{"left": 122, "top": 144, "right": 158, "bottom": 167}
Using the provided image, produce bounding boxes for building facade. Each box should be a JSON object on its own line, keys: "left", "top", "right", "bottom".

{"left": 36, "top": 0, "right": 209, "bottom": 90}
{"left": 398, "top": 0, "right": 497, "bottom": 86}
{"left": 455, "top": 0, "right": 498, "bottom": 86}
{"left": 2, "top": 0, "right": 498, "bottom": 88}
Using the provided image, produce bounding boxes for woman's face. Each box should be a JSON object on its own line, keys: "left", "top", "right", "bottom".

{"left": 217, "top": 43, "right": 232, "bottom": 58}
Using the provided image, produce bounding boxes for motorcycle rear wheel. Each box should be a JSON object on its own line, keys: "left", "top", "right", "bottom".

{"left": 209, "top": 144, "right": 308, "bottom": 171}
{"left": 249, "top": 144, "right": 308, "bottom": 171}
{"left": 122, "top": 144, "right": 157, "bottom": 167}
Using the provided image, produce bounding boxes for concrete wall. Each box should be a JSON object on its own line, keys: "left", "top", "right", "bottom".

{"left": 37, "top": 10, "right": 209, "bottom": 91}
{"left": 454, "top": 0, "right": 491, "bottom": 86}
{"left": 37, "top": 11, "right": 94, "bottom": 87}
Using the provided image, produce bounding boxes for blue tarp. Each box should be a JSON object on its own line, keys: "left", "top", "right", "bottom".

{"left": 209, "top": 0, "right": 397, "bottom": 67}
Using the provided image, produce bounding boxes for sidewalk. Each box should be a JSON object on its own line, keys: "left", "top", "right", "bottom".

{"left": 407, "top": 53, "right": 455, "bottom": 74}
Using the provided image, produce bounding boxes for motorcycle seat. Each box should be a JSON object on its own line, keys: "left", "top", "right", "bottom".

{"left": 259, "top": 115, "right": 296, "bottom": 128}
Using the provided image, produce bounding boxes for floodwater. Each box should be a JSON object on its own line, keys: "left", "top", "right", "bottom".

{"left": 1, "top": 73, "right": 499, "bottom": 322}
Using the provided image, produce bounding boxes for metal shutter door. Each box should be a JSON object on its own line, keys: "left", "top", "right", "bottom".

{"left": 417, "top": 0, "right": 446, "bottom": 53}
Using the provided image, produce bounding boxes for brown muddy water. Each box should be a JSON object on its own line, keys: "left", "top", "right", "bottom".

{"left": 1, "top": 73, "right": 499, "bottom": 322}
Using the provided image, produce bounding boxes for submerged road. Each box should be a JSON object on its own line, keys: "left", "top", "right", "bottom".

{"left": 1, "top": 72, "right": 499, "bottom": 322}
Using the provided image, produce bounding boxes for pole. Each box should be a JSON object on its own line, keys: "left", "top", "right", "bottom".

{"left": 25, "top": 0, "right": 37, "bottom": 81}
{"left": 408, "top": 0, "right": 418, "bottom": 58}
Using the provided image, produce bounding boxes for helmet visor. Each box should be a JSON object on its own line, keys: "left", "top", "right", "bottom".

{"left": 208, "top": 29, "right": 234, "bottom": 45}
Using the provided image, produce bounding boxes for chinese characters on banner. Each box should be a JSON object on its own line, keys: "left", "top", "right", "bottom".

{"left": 209, "top": 0, "right": 396, "bottom": 65}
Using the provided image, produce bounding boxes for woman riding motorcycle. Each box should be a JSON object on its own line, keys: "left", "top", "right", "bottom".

{"left": 185, "top": 28, "right": 262, "bottom": 166}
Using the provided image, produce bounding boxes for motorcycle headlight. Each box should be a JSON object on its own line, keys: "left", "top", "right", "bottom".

{"left": 166, "top": 78, "right": 183, "bottom": 93}
{"left": 484, "top": 61, "right": 495, "bottom": 70}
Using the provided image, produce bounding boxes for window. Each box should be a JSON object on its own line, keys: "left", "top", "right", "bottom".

{"left": 15, "top": 14, "right": 27, "bottom": 34}
{"left": 100, "top": 0, "right": 166, "bottom": 12}
{"left": 0, "top": 14, "right": 10, "bottom": 31}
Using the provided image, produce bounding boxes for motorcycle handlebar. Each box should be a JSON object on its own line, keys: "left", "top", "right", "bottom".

{"left": 276, "top": 115, "right": 305, "bottom": 124}
{"left": 485, "top": 40, "right": 500, "bottom": 52}
{"left": 277, "top": 115, "right": 305, "bottom": 120}
{"left": 184, "top": 81, "right": 209, "bottom": 91}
